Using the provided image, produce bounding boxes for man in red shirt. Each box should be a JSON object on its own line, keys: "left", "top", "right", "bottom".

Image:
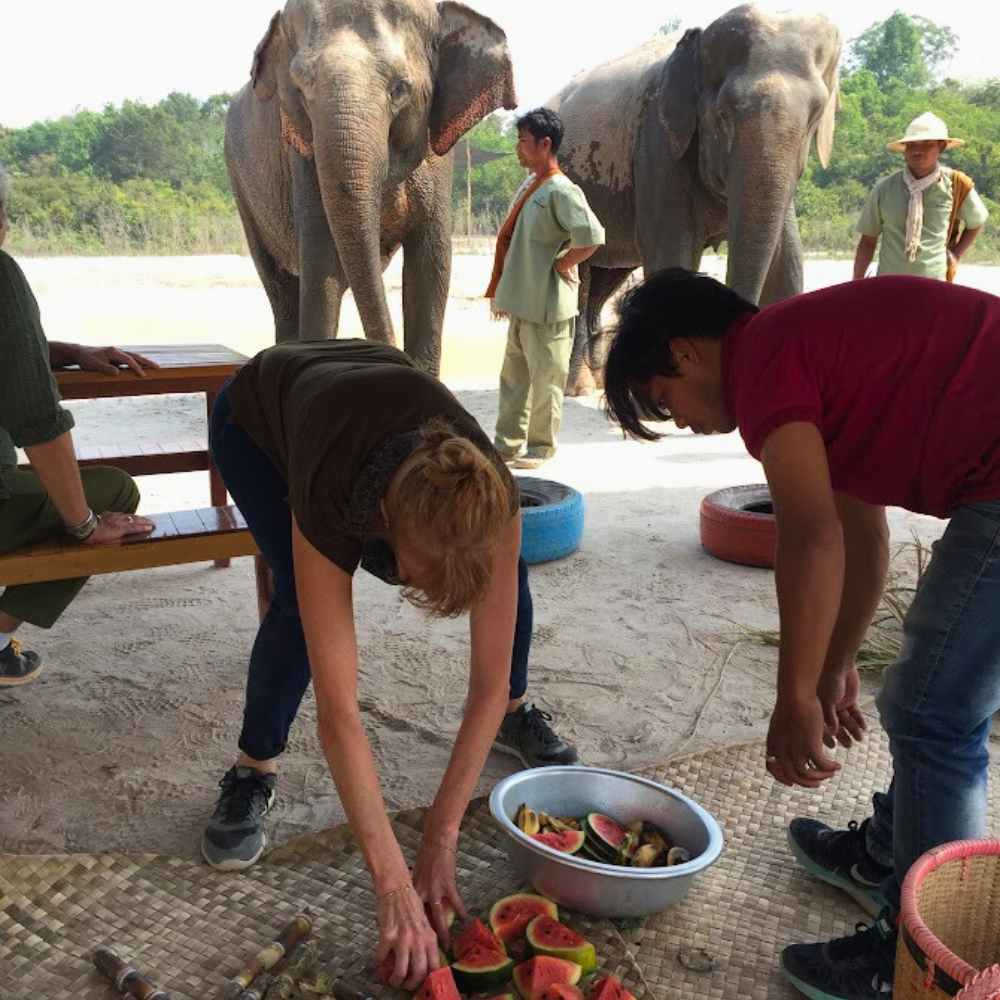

{"left": 602, "top": 268, "right": 1000, "bottom": 1000}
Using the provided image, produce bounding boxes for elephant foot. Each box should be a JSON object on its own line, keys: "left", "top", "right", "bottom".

{"left": 565, "top": 366, "right": 598, "bottom": 397}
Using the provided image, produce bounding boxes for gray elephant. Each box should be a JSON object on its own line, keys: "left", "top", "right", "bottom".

{"left": 548, "top": 4, "right": 841, "bottom": 394}
{"left": 226, "top": 0, "right": 516, "bottom": 374}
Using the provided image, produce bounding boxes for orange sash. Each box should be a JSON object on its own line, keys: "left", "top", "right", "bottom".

{"left": 946, "top": 169, "right": 974, "bottom": 283}
{"left": 484, "top": 167, "right": 561, "bottom": 300}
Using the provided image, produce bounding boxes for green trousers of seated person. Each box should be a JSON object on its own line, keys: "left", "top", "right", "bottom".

{"left": 0, "top": 466, "right": 140, "bottom": 628}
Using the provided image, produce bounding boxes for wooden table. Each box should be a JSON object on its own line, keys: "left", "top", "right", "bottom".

{"left": 55, "top": 343, "right": 248, "bottom": 566}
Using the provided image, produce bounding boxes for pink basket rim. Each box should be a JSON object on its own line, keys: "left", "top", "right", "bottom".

{"left": 901, "top": 839, "right": 1000, "bottom": 986}
{"left": 956, "top": 964, "right": 1000, "bottom": 999}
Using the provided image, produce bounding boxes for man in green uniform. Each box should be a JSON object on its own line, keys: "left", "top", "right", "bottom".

{"left": 0, "top": 166, "right": 155, "bottom": 684}
{"left": 854, "top": 112, "right": 988, "bottom": 281}
{"left": 486, "top": 108, "right": 605, "bottom": 469}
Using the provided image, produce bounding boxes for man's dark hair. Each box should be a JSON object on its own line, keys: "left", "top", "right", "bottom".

{"left": 516, "top": 108, "right": 564, "bottom": 153}
{"left": 602, "top": 268, "right": 758, "bottom": 441}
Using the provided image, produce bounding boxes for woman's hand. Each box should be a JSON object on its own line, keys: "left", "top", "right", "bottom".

{"left": 82, "top": 511, "right": 154, "bottom": 545}
{"left": 413, "top": 834, "right": 468, "bottom": 948}
{"left": 817, "top": 663, "right": 867, "bottom": 749}
{"left": 375, "top": 882, "right": 442, "bottom": 991}
{"left": 77, "top": 346, "right": 158, "bottom": 376}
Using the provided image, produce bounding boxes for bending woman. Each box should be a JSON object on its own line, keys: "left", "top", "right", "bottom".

{"left": 203, "top": 338, "right": 575, "bottom": 988}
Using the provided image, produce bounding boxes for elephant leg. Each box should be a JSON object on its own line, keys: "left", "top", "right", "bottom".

{"left": 401, "top": 218, "right": 450, "bottom": 378}
{"left": 293, "top": 157, "right": 347, "bottom": 340}
{"left": 235, "top": 195, "right": 300, "bottom": 344}
{"left": 760, "top": 205, "right": 805, "bottom": 306}
{"left": 566, "top": 265, "right": 634, "bottom": 396}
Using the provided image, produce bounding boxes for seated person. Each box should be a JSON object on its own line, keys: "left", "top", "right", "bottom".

{"left": 0, "top": 165, "right": 156, "bottom": 685}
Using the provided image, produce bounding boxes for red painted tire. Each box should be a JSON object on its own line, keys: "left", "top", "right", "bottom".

{"left": 699, "top": 484, "right": 776, "bottom": 569}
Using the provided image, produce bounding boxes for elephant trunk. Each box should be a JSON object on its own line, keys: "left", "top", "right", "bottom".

{"left": 724, "top": 124, "right": 802, "bottom": 305}
{"left": 313, "top": 110, "right": 395, "bottom": 344}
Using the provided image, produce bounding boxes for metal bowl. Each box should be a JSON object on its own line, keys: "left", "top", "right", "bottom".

{"left": 489, "top": 765, "right": 723, "bottom": 918}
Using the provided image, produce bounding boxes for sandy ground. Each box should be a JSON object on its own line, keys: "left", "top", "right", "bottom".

{"left": 2, "top": 251, "right": 998, "bottom": 858}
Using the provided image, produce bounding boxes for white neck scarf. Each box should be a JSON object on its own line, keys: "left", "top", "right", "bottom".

{"left": 903, "top": 166, "right": 941, "bottom": 261}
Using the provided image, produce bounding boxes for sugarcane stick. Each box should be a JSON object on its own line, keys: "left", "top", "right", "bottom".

{"left": 263, "top": 940, "right": 318, "bottom": 999}
{"left": 93, "top": 948, "right": 172, "bottom": 1000}
{"left": 221, "top": 915, "right": 312, "bottom": 1000}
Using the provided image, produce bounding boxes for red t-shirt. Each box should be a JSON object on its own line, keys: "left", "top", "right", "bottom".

{"left": 723, "top": 276, "right": 1000, "bottom": 517}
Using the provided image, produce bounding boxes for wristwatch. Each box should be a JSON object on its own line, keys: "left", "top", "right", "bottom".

{"left": 66, "top": 509, "right": 99, "bottom": 541}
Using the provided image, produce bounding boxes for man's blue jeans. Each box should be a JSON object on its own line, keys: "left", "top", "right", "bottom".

{"left": 209, "top": 384, "right": 533, "bottom": 761}
{"left": 865, "top": 500, "right": 1000, "bottom": 912}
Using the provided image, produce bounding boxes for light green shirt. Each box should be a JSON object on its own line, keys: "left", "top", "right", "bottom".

{"left": 493, "top": 174, "right": 605, "bottom": 324}
{"left": 856, "top": 166, "right": 989, "bottom": 279}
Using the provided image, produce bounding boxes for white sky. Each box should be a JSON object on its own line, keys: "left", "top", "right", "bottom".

{"left": 1, "top": 2, "right": 997, "bottom": 129}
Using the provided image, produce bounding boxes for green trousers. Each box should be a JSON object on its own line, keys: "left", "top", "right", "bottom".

{"left": 494, "top": 316, "right": 575, "bottom": 460}
{"left": 0, "top": 466, "right": 140, "bottom": 628}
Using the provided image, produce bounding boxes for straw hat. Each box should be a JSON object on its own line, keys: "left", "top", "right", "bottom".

{"left": 887, "top": 112, "right": 964, "bottom": 152}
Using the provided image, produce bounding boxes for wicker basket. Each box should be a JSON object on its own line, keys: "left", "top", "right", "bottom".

{"left": 896, "top": 839, "right": 1000, "bottom": 999}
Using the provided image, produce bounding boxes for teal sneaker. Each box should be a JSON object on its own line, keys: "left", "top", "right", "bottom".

{"left": 782, "top": 911, "right": 896, "bottom": 1000}
{"left": 788, "top": 818, "right": 891, "bottom": 917}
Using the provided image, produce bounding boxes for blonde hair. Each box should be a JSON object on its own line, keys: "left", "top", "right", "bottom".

{"left": 384, "top": 419, "right": 514, "bottom": 617}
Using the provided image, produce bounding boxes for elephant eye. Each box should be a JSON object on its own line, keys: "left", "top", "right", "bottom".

{"left": 391, "top": 79, "right": 411, "bottom": 104}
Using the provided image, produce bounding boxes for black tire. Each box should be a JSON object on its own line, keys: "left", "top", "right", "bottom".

{"left": 516, "top": 477, "right": 585, "bottom": 564}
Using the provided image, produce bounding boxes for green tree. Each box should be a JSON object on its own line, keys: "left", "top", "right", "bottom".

{"left": 658, "top": 17, "right": 682, "bottom": 35}
{"left": 850, "top": 11, "right": 957, "bottom": 89}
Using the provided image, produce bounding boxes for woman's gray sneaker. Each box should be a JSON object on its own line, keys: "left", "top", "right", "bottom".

{"left": 788, "top": 818, "right": 891, "bottom": 917}
{"left": 0, "top": 639, "right": 43, "bottom": 686}
{"left": 202, "top": 766, "right": 276, "bottom": 871}
{"left": 494, "top": 704, "right": 578, "bottom": 768}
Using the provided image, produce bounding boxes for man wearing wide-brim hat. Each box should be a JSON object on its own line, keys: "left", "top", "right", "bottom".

{"left": 854, "top": 112, "right": 988, "bottom": 281}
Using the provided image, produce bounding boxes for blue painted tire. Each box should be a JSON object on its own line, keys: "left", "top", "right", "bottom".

{"left": 515, "top": 476, "right": 585, "bottom": 564}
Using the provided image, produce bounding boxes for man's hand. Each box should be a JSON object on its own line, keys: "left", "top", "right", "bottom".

{"left": 817, "top": 664, "right": 867, "bottom": 749}
{"left": 77, "top": 346, "right": 158, "bottom": 376}
{"left": 766, "top": 692, "right": 841, "bottom": 789}
{"left": 554, "top": 258, "right": 579, "bottom": 286}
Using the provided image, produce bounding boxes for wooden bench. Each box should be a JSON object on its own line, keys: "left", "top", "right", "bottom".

{"left": 0, "top": 506, "right": 272, "bottom": 621}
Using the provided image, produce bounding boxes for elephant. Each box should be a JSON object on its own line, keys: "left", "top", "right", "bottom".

{"left": 225, "top": 0, "right": 516, "bottom": 375}
{"left": 547, "top": 4, "right": 841, "bottom": 394}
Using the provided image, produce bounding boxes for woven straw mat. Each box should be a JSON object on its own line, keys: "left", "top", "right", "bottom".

{"left": 2, "top": 729, "right": 999, "bottom": 999}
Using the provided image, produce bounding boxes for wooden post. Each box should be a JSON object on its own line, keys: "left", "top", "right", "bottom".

{"left": 206, "top": 388, "right": 230, "bottom": 568}
{"left": 466, "top": 136, "right": 473, "bottom": 236}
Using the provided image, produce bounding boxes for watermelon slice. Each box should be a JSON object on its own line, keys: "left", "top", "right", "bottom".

{"left": 450, "top": 943, "right": 515, "bottom": 993}
{"left": 414, "top": 967, "right": 462, "bottom": 1000}
{"left": 525, "top": 915, "right": 597, "bottom": 973}
{"left": 490, "top": 893, "right": 559, "bottom": 943}
{"left": 584, "top": 814, "right": 626, "bottom": 859}
{"left": 452, "top": 917, "right": 505, "bottom": 960}
{"left": 537, "top": 986, "right": 584, "bottom": 1000}
{"left": 483, "top": 995, "right": 517, "bottom": 1000}
{"left": 531, "top": 830, "right": 586, "bottom": 855}
{"left": 588, "top": 975, "right": 637, "bottom": 1000}
{"left": 512, "top": 956, "right": 583, "bottom": 1000}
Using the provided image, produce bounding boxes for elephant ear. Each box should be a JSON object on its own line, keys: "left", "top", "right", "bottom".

{"left": 815, "top": 64, "right": 840, "bottom": 169}
{"left": 429, "top": 1, "right": 517, "bottom": 157}
{"left": 657, "top": 28, "right": 702, "bottom": 161}
{"left": 251, "top": 10, "right": 284, "bottom": 102}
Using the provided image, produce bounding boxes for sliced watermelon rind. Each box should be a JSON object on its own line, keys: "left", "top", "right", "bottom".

{"left": 583, "top": 813, "right": 627, "bottom": 853}
{"left": 413, "top": 966, "right": 463, "bottom": 1000}
{"left": 531, "top": 829, "right": 587, "bottom": 855}
{"left": 512, "top": 956, "right": 583, "bottom": 1000}
{"left": 452, "top": 918, "right": 506, "bottom": 960}
{"left": 489, "top": 893, "right": 559, "bottom": 944}
{"left": 450, "top": 946, "right": 515, "bottom": 994}
{"left": 587, "top": 974, "right": 638, "bottom": 1000}
{"left": 525, "top": 915, "right": 597, "bottom": 974}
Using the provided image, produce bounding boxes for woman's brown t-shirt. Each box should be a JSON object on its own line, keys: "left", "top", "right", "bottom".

{"left": 226, "top": 338, "right": 518, "bottom": 575}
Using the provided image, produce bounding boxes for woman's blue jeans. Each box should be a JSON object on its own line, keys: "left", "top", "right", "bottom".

{"left": 865, "top": 500, "right": 1000, "bottom": 912}
{"left": 209, "top": 385, "right": 533, "bottom": 761}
